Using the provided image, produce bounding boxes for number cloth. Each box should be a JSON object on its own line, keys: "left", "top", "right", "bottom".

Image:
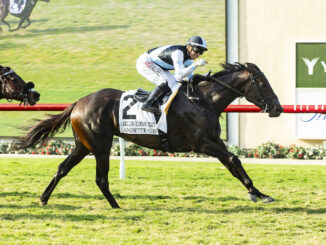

{"left": 119, "top": 84, "right": 181, "bottom": 134}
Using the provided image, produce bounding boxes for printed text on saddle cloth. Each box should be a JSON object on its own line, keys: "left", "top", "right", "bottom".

{"left": 119, "top": 84, "right": 180, "bottom": 134}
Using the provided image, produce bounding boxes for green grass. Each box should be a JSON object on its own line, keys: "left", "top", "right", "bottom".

{"left": 0, "top": 0, "right": 226, "bottom": 138}
{"left": 0, "top": 158, "right": 325, "bottom": 244}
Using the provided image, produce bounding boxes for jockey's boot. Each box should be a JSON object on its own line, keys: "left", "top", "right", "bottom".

{"left": 141, "top": 83, "right": 170, "bottom": 114}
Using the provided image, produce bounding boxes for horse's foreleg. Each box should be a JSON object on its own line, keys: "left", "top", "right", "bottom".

{"left": 199, "top": 138, "right": 274, "bottom": 203}
{"left": 226, "top": 154, "right": 274, "bottom": 203}
{"left": 40, "top": 141, "right": 89, "bottom": 205}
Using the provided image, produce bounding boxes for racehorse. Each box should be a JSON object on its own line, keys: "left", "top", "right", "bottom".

{"left": 0, "top": 0, "right": 50, "bottom": 33}
{"left": 16, "top": 62, "right": 283, "bottom": 209}
{"left": 0, "top": 65, "right": 40, "bottom": 105}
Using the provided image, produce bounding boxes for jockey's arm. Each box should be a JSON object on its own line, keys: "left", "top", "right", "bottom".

{"left": 172, "top": 50, "right": 196, "bottom": 81}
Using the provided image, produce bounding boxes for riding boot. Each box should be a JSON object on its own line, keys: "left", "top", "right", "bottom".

{"left": 141, "top": 83, "right": 170, "bottom": 114}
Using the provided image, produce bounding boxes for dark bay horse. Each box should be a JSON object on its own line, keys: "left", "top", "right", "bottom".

{"left": 16, "top": 63, "right": 283, "bottom": 208}
{"left": 0, "top": 65, "right": 40, "bottom": 105}
{"left": 0, "top": 0, "right": 49, "bottom": 33}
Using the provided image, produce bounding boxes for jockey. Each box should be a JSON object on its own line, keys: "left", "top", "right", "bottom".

{"left": 136, "top": 35, "right": 208, "bottom": 114}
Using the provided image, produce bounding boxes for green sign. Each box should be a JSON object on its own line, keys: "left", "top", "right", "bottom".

{"left": 296, "top": 42, "right": 326, "bottom": 88}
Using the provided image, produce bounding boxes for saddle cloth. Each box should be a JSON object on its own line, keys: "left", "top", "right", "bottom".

{"left": 119, "top": 83, "right": 181, "bottom": 134}
{"left": 9, "top": 0, "right": 26, "bottom": 14}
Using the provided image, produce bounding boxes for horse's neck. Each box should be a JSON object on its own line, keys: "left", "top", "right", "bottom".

{"left": 197, "top": 76, "right": 244, "bottom": 113}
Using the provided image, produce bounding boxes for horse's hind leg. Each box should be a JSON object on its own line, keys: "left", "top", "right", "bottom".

{"left": 93, "top": 135, "right": 120, "bottom": 209}
{"left": 40, "top": 140, "right": 89, "bottom": 205}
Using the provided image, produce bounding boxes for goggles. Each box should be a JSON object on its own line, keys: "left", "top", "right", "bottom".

{"left": 192, "top": 46, "right": 205, "bottom": 55}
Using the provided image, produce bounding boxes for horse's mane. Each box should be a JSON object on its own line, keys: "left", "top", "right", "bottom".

{"left": 189, "top": 62, "right": 260, "bottom": 86}
{"left": 213, "top": 62, "right": 253, "bottom": 78}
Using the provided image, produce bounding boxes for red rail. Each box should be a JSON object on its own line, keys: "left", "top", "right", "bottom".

{"left": 0, "top": 104, "right": 325, "bottom": 113}
{"left": 224, "top": 104, "right": 326, "bottom": 113}
{"left": 0, "top": 104, "right": 70, "bottom": 111}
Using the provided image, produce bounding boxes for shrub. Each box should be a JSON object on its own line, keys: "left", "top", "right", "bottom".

{"left": 1, "top": 139, "right": 326, "bottom": 160}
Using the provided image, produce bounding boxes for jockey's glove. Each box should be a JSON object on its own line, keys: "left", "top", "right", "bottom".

{"left": 194, "top": 59, "right": 208, "bottom": 67}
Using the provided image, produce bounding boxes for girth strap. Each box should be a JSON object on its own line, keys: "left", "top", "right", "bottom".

{"left": 159, "top": 130, "right": 169, "bottom": 152}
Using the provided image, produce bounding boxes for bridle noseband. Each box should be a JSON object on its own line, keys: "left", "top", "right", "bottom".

{"left": 247, "top": 71, "right": 273, "bottom": 112}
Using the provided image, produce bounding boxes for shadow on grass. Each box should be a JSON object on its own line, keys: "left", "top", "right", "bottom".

{"left": 3, "top": 18, "right": 48, "bottom": 25}
{"left": 0, "top": 203, "right": 80, "bottom": 210}
{"left": 0, "top": 213, "right": 110, "bottom": 221}
{"left": 117, "top": 194, "right": 242, "bottom": 202}
{"left": 0, "top": 211, "right": 143, "bottom": 222}
{"left": 2, "top": 191, "right": 325, "bottom": 215}
{"left": 0, "top": 191, "right": 103, "bottom": 200}
{"left": 123, "top": 205, "right": 326, "bottom": 215}
{"left": 0, "top": 25, "right": 129, "bottom": 39}
{"left": 0, "top": 191, "right": 36, "bottom": 198}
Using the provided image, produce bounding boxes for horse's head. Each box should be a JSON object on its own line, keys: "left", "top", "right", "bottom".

{"left": 0, "top": 66, "right": 40, "bottom": 106}
{"left": 237, "top": 63, "right": 283, "bottom": 117}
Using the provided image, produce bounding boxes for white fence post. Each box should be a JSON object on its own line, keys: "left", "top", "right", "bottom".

{"left": 119, "top": 137, "right": 125, "bottom": 179}
{"left": 226, "top": 0, "right": 239, "bottom": 146}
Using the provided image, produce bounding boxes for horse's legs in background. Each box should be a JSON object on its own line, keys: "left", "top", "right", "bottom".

{"left": 40, "top": 140, "right": 90, "bottom": 205}
{"left": 0, "top": 19, "right": 11, "bottom": 32}
{"left": 93, "top": 134, "right": 120, "bottom": 209}
{"left": 10, "top": 17, "right": 26, "bottom": 31}
{"left": 199, "top": 138, "right": 274, "bottom": 203}
{"left": 21, "top": 17, "right": 31, "bottom": 29}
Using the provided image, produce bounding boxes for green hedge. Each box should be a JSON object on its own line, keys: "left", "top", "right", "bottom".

{"left": 1, "top": 140, "right": 326, "bottom": 160}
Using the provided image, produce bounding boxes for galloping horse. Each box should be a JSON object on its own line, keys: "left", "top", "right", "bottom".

{"left": 0, "top": 0, "right": 50, "bottom": 33}
{"left": 0, "top": 65, "right": 40, "bottom": 105}
{"left": 16, "top": 63, "right": 283, "bottom": 208}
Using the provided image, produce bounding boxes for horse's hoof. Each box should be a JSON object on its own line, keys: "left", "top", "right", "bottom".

{"left": 40, "top": 198, "right": 48, "bottom": 206}
{"left": 248, "top": 193, "right": 257, "bottom": 202}
{"left": 262, "top": 196, "right": 275, "bottom": 203}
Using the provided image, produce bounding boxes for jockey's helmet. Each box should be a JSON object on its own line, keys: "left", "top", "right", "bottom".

{"left": 186, "top": 36, "right": 208, "bottom": 54}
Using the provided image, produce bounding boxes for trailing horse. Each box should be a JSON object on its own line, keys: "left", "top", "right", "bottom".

{"left": 0, "top": 0, "right": 49, "bottom": 33}
{"left": 16, "top": 63, "right": 283, "bottom": 208}
{"left": 0, "top": 65, "right": 40, "bottom": 105}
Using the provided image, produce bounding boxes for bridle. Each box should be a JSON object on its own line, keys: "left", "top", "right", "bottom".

{"left": 0, "top": 69, "right": 32, "bottom": 106}
{"left": 207, "top": 70, "right": 272, "bottom": 112}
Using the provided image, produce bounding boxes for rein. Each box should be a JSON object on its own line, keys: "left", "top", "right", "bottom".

{"left": 206, "top": 73, "right": 269, "bottom": 111}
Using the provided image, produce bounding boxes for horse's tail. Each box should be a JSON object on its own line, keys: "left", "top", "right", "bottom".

{"left": 16, "top": 102, "right": 77, "bottom": 149}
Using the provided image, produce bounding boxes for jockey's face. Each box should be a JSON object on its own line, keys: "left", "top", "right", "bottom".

{"left": 186, "top": 45, "right": 202, "bottom": 60}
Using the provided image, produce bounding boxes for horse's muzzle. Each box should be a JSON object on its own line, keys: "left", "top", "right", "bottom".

{"left": 268, "top": 98, "right": 283, "bottom": 117}
{"left": 27, "top": 91, "right": 40, "bottom": 106}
